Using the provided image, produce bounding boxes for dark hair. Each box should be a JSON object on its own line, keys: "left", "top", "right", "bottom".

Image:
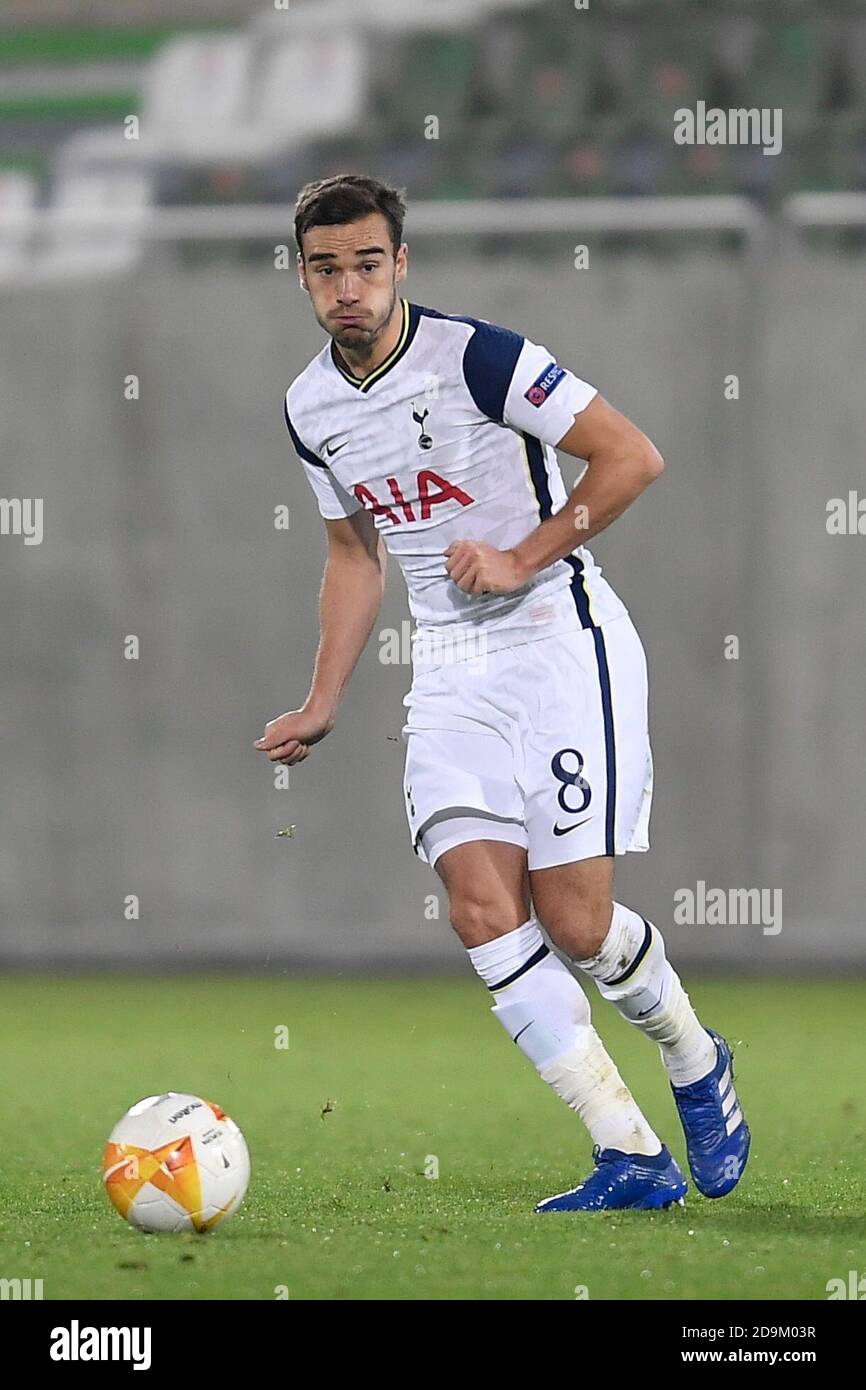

{"left": 294, "top": 174, "right": 407, "bottom": 257}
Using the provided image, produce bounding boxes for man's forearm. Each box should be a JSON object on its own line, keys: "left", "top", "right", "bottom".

{"left": 306, "top": 549, "right": 386, "bottom": 717}
{"left": 511, "top": 446, "right": 663, "bottom": 583}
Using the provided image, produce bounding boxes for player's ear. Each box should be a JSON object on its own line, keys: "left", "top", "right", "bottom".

{"left": 297, "top": 251, "right": 309, "bottom": 293}
{"left": 394, "top": 242, "right": 408, "bottom": 284}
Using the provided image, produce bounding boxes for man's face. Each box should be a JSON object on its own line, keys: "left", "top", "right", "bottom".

{"left": 298, "top": 212, "right": 407, "bottom": 355}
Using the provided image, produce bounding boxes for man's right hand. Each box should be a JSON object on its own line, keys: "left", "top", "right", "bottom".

{"left": 253, "top": 702, "right": 335, "bottom": 765}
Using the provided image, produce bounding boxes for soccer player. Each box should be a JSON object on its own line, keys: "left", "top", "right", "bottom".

{"left": 256, "top": 175, "right": 750, "bottom": 1211}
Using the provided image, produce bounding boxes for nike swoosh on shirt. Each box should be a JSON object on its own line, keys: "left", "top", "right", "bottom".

{"left": 325, "top": 440, "right": 349, "bottom": 456}
{"left": 552, "top": 816, "right": 593, "bottom": 837}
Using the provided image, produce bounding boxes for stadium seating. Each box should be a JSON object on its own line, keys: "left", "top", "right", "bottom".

{"left": 0, "top": 0, "right": 864, "bottom": 272}
{"left": 37, "top": 170, "right": 153, "bottom": 279}
{"left": 0, "top": 170, "right": 37, "bottom": 281}
{"left": 252, "top": 32, "right": 368, "bottom": 145}
{"left": 376, "top": 33, "right": 476, "bottom": 140}
{"left": 0, "top": 169, "right": 154, "bottom": 285}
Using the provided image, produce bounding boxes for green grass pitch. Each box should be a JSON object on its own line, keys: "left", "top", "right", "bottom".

{"left": 0, "top": 975, "right": 863, "bottom": 1301}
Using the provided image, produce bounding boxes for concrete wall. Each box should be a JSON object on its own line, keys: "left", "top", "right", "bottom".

{"left": 1, "top": 246, "right": 863, "bottom": 968}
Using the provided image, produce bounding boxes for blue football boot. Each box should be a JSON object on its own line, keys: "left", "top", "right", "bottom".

{"left": 535, "top": 1144, "right": 687, "bottom": 1212}
{"left": 670, "top": 1028, "right": 751, "bottom": 1198}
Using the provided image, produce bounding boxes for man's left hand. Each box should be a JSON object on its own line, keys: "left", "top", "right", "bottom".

{"left": 444, "top": 540, "right": 529, "bottom": 595}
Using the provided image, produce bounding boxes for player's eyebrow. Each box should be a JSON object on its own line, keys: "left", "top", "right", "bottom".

{"left": 306, "top": 245, "right": 388, "bottom": 263}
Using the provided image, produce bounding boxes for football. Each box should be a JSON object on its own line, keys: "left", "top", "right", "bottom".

{"left": 102, "top": 1092, "right": 250, "bottom": 1234}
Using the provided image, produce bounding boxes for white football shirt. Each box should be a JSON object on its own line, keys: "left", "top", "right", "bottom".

{"left": 284, "top": 299, "right": 627, "bottom": 667}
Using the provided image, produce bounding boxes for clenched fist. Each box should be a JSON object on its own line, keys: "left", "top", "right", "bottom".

{"left": 254, "top": 703, "right": 335, "bottom": 765}
{"left": 445, "top": 540, "right": 529, "bottom": 596}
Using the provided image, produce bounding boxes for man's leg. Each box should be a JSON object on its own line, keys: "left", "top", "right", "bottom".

{"left": 529, "top": 855, "right": 716, "bottom": 1086}
{"left": 431, "top": 837, "right": 665, "bottom": 1157}
{"left": 531, "top": 854, "right": 751, "bottom": 1198}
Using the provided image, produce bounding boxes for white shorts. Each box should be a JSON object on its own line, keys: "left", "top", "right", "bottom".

{"left": 401, "top": 613, "right": 653, "bottom": 872}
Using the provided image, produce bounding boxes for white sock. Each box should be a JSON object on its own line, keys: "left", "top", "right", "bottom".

{"left": 574, "top": 902, "right": 717, "bottom": 1087}
{"left": 468, "top": 919, "right": 662, "bottom": 1155}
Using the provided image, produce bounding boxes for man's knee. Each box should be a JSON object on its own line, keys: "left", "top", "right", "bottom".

{"left": 447, "top": 886, "right": 527, "bottom": 949}
{"left": 532, "top": 860, "right": 614, "bottom": 960}
{"left": 434, "top": 840, "right": 530, "bottom": 949}
{"left": 539, "top": 902, "right": 612, "bottom": 960}
{"left": 530, "top": 872, "right": 614, "bottom": 961}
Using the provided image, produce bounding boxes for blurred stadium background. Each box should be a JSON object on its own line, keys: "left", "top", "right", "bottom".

{"left": 2, "top": 0, "right": 864, "bottom": 975}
